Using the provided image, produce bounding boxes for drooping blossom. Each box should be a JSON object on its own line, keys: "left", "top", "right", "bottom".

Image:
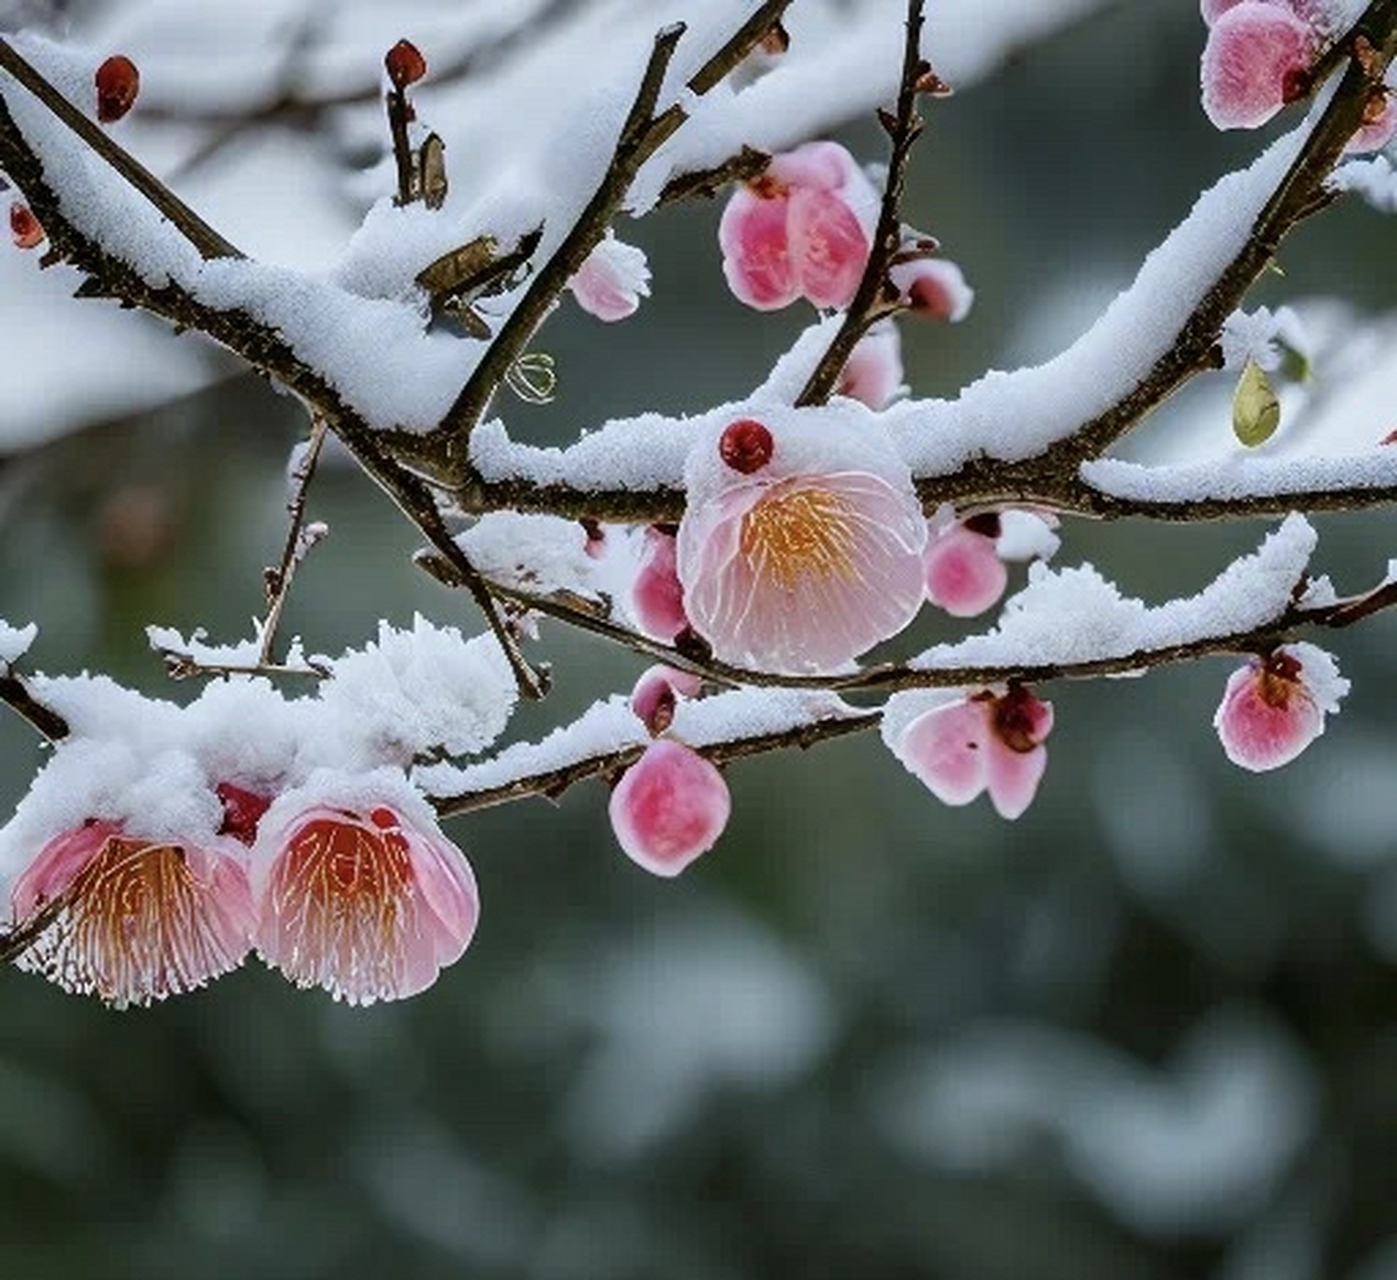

{"left": 630, "top": 664, "right": 703, "bottom": 736}
{"left": 890, "top": 257, "right": 974, "bottom": 323}
{"left": 1200, "top": 2, "right": 1318, "bottom": 129}
{"left": 1214, "top": 642, "right": 1348, "bottom": 771}
{"left": 884, "top": 686, "right": 1055, "bottom": 820}
{"left": 836, "top": 323, "right": 904, "bottom": 409}
{"left": 9, "top": 818, "right": 256, "bottom": 1007}
{"left": 676, "top": 408, "right": 926, "bottom": 673}
{"left": 251, "top": 792, "right": 478, "bottom": 1004}
{"left": 608, "top": 740, "right": 731, "bottom": 877}
{"left": 923, "top": 515, "right": 1008, "bottom": 617}
{"left": 719, "top": 141, "right": 877, "bottom": 311}
{"left": 631, "top": 526, "right": 690, "bottom": 642}
{"left": 568, "top": 232, "right": 652, "bottom": 322}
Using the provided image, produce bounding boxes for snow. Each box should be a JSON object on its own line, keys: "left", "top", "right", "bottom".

{"left": 1082, "top": 449, "right": 1397, "bottom": 506}
{"left": 0, "top": 619, "right": 37, "bottom": 663}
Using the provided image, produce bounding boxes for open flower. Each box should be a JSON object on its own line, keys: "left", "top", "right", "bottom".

{"left": 1214, "top": 642, "right": 1348, "bottom": 771}
{"left": 677, "top": 409, "right": 926, "bottom": 673}
{"left": 568, "top": 232, "right": 651, "bottom": 322}
{"left": 884, "top": 686, "right": 1055, "bottom": 820}
{"left": 252, "top": 788, "right": 478, "bottom": 1004}
{"left": 609, "top": 740, "right": 731, "bottom": 877}
{"left": 1200, "top": 2, "right": 1318, "bottom": 129}
{"left": 719, "top": 141, "right": 877, "bottom": 311}
{"left": 8, "top": 819, "right": 256, "bottom": 1007}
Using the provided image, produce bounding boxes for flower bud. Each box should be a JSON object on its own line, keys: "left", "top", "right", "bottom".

{"left": 385, "top": 39, "right": 427, "bottom": 90}
{"left": 95, "top": 54, "right": 140, "bottom": 124}
{"left": 719, "top": 418, "right": 774, "bottom": 474}
{"left": 9, "top": 201, "right": 43, "bottom": 250}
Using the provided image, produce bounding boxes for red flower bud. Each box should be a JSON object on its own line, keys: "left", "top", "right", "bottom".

{"left": 718, "top": 418, "right": 774, "bottom": 474}
{"left": 385, "top": 39, "right": 427, "bottom": 90}
{"left": 95, "top": 54, "right": 140, "bottom": 124}
{"left": 9, "top": 201, "right": 43, "bottom": 250}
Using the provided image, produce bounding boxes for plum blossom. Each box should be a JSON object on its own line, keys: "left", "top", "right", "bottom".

{"left": 923, "top": 515, "right": 1009, "bottom": 617}
{"left": 608, "top": 740, "right": 731, "bottom": 877}
{"left": 676, "top": 409, "right": 926, "bottom": 674}
{"left": 568, "top": 232, "right": 651, "bottom": 322}
{"left": 251, "top": 784, "right": 478, "bottom": 1004}
{"left": 719, "top": 141, "right": 877, "bottom": 311}
{"left": 1200, "top": 2, "right": 1318, "bottom": 130}
{"left": 1214, "top": 642, "right": 1348, "bottom": 771}
{"left": 890, "top": 257, "right": 974, "bottom": 323}
{"left": 883, "top": 686, "right": 1055, "bottom": 820}
{"left": 836, "top": 323, "right": 904, "bottom": 409}
{"left": 9, "top": 818, "right": 256, "bottom": 1007}
{"left": 630, "top": 664, "right": 703, "bottom": 736}
{"left": 631, "top": 526, "right": 690, "bottom": 641}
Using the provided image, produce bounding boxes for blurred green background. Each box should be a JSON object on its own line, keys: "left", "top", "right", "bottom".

{"left": 3, "top": 2, "right": 1397, "bottom": 1277}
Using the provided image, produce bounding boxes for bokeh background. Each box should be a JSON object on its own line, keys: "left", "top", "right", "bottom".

{"left": 3, "top": 1, "right": 1397, "bottom": 1277}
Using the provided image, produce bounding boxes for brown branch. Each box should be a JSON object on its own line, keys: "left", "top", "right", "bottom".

{"left": 0, "top": 667, "right": 68, "bottom": 740}
{"left": 796, "top": 0, "right": 928, "bottom": 406}
{"left": 259, "top": 412, "right": 328, "bottom": 668}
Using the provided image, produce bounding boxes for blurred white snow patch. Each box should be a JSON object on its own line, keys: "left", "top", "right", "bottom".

{"left": 0, "top": 620, "right": 37, "bottom": 664}
{"left": 1090, "top": 730, "right": 1213, "bottom": 899}
{"left": 871, "top": 1008, "right": 1317, "bottom": 1237}
{"left": 563, "top": 910, "right": 834, "bottom": 1162}
{"left": 1284, "top": 730, "right": 1397, "bottom": 868}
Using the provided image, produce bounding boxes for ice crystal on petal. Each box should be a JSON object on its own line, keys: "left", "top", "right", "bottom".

{"left": 608, "top": 740, "right": 730, "bottom": 877}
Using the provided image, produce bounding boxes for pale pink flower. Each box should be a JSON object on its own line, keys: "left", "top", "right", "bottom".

{"left": 890, "top": 257, "right": 974, "bottom": 322}
{"left": 609, "top": 740, "right": 730, "bottom": 877}
{"left": 1214, "top": 642, "right": 1348, "bottom": 771}
{"left": 885, "top": 687, "right": 1055, "bottom": 820}
{"left": 9, "top": 818, "right": 256, "bottom": 1007}
{"left": 1200, "top": 2, "right": 1317, "bottom": 129}
{"left": 719, "top": 141, "right": 877, "bottom": 312}
{"left": 631, "top": 526, "right": 690, "bottom": 642}
{"left": 568, "top": 232, "right": 651, "bottom": 322}
{"left": 923, "top": 516, "right": 1008, "bottom": 617}
{"left": 252, "top": 800, "right": 478, "bottom": 1004}
{"left": 836, "top": 324, "right": 903, "bottom": 409}
{"left": 677, "top": 412, "right": 926, "bottom": 673}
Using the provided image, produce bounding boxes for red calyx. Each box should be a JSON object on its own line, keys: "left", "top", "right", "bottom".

{"left": 216, "top": 782, "right": 272, "bottom": 846}
{"left": 385, "top": 39, "right": 427, "bottom": 90}
{"left": 95, "top": 55, "right": 140, "bottom": 124}
{"left": 718, "top": 418, "right": 774, "bottom": 474}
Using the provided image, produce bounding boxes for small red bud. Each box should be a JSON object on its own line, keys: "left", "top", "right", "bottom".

{"left": 385, "top": 39, "right": 427, "bottom": 90}
{"left": 718, "top": 418, "right": 774, "bottom": 474}
{"left": 95, "top": 54, "right": 140, "bottom": 124}
{"left": 9, "top": 202, "right": 44, "bottom": 250}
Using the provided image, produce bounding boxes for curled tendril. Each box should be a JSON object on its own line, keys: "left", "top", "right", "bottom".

{"left": 505, "top": 352, "right": 557, "bottom": 404}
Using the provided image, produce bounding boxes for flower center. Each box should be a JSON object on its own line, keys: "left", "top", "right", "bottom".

{"left": 739, "top": 483, "right": 860, "bottom": 591}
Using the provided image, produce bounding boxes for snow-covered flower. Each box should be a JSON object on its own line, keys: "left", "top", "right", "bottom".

{"left": 631, "top": 526, "right": 690, "bottom": 642}
{"left": 890, "top": 257, "right": 974, "bottom": 322}
{"left": 1214, "top": 642, "right": 1348, "bottom": 771}
{"left": 836, "top": 323, "right": 903, "bottom": 409}
{"left": 251, "top": 786, "right": 478, "bottom": 1004}
{"left": 676, "top": 410, "right": 926, "bottom": 673}
{"left": 884, "top": 686, "right": 1055, "bottom": 820}
{"left": 9, "top": 819, "right": 256, "bottom": 1007}
{"left": 1200, "top": 1, "right": 1318, "bottom": 130}
{"left": 609, "top": 740, "right": 730, "bottom": 877}
{"left": 568, "top": 232, "right": 651, "bottom": 322}
{"left": 719, "top": 141, "right": 877, "bottom": 311}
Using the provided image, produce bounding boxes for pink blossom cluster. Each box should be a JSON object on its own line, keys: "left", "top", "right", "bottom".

{"left": 1200, "top": 0, "right": 1396, "bottom": 146}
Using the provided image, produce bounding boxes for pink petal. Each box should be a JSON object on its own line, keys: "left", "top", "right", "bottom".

{"left": 924, "top": 523, "right": 1008, "bottom": 617}
{"left": 895, "top": 700, "right": 992, "bottom": 807}
{"left": 890, "top": 258, "right": 974, "bottom": 322}
{"left": 568, "top": 235, "right": 650, "bottom": 322}
{"left": 1201, "top": 4, "right": 1315, "bottom": 130}
{"left": 836, "top": 324, "right": 903, "bottom": 409}
{"left": 984, "top": 741, "right": 1048, "bottom": 820}
{"left": 608, "top": 741, "right": 731, "bottom": 877}
{"left": 631, "top": 527, "right": 690, "bottom": 641}
{"left": 719, "top": 187, "right": 798, "bottom": 311}
{"left": 1214, "top": 661, "right": 1324, "bottom": 771}
{"left": 787, "top": 187, "right": 870, "bottom": 310}
{"left": 768, "top": 140, "right": 861, "bottom": 192}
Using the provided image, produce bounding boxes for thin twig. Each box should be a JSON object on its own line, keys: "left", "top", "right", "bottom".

{"left": 0, "top": 667, "right": 68, "bottom": 740}
{"left": 259, "top": 413, "right": 329, "bottom": 668}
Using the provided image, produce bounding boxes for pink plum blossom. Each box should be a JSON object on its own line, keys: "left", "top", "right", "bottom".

{"left": 252, "top": 800, "right": 478, "bottom": 1004}
{"left": 885, "top": 686, "right": 1055, "bottom": 820}
{"left": 568, "top": 232, "right": 651, "bottom": 322}
{"left": 923, "top": 515, "right": 1009, "bottom": 617}
{"left": 1214, "top": 642, "right": 1348, "bottom": 771}
{"left": 836, "top": 323, "right": 904, "bottom": 409}
{"left": 9, "top": 818, "right": 256, "bottom": 1007}
{"left": 890, "top": 257, "right": 974, "bottom": 322}
{"left": 676, "top": 411, "right": 926, "bottom": 673}
{"left": 630, "top": 664, "right": 703, "bottom": 736}
{"left": 608, "top": 740, "right": 730, "bottom": 877}
{"left": 631, "top": 526, "right": 690, "bottom": 641}
{"left": 719, "top": 141, "right": 877, "bottom": 312}
{"left": 1200, "top": 2, "right": 1317, "bottom": 129}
